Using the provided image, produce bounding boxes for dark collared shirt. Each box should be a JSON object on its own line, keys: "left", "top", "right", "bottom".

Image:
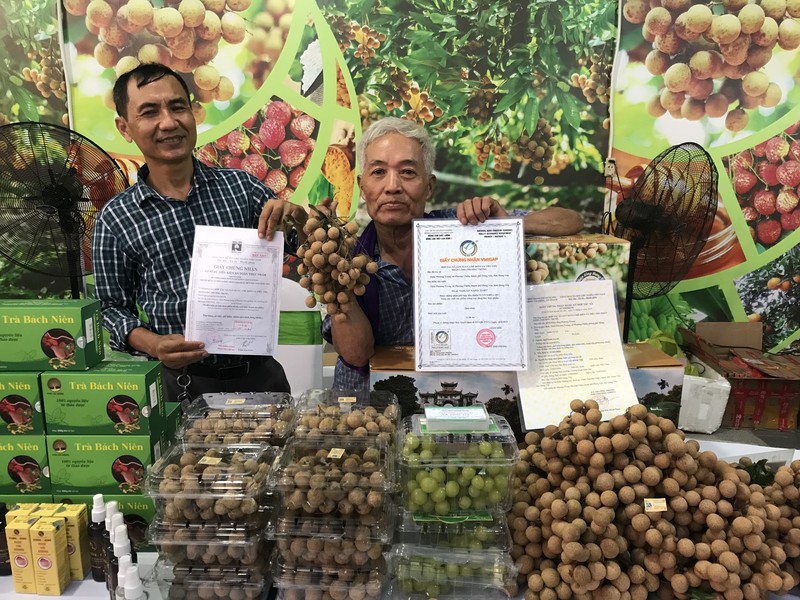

{"left": 92, "top": 159, "right": 276, "bottom": 357}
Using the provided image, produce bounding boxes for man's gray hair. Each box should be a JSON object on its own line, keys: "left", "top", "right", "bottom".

{"left": 357, "top": 117, "right": 435, "bottom": 176}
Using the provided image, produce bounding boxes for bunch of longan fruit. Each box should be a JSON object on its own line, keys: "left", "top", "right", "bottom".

{"left": 623, "top": 0, "right": 795, "bottom": 131}
{"left": 64, "top": 0, "right": 256, "bottom": 119}
{"left": 297, "top": 208, "right": 378, "bottom": 321}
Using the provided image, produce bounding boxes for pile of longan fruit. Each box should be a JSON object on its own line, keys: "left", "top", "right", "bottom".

{"left": 509, "top": 400, "right": 799, "bottom": 600}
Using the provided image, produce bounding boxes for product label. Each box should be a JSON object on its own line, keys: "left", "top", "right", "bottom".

{"left": 327, "top": 448, "right": 345, "bottom": 459}
{"left": 337, "top": 396, "right": 356, "bottom": 403}
{"left": 149, "top": 382, "right": 157, "bottom": 409}
{"left": 225, "top": 398, "right": 246, "bottom": 405}
{"left": 197, "top": 456, "right": 222, "bottom": 465}
{"left": 644, "top": 498, "right": 667, "bottom": 512}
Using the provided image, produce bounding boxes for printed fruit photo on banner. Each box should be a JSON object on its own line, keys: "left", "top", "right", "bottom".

{"left": 195, "top": 97, "right": 318, "bottom": 202}
{"left": 735, "top": 244, "right": 800, "bottom": 350}
{"left": 722, "top": 119, "right": 800, "bottom": 252}
{"left": 608, "top": 148, "right": 746, "bottom": 278}
{"left": 61, "top": 0, "right": 297, "bottom": 147}
{"left": 320, "top": 0, "right": 615, "bottom": 218}
{"left": 615, "top": 0, "right": 800, "bottom": 151}
{"left": 0, "top": 0, "right": 68, "bottom": 127}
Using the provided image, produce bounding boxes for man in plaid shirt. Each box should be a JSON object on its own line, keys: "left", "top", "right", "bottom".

{"left": 92, "top": 63, "right": 305, "bottom": 401}
{"left": 323, "top": 117, "right": 584, "bottom": 390}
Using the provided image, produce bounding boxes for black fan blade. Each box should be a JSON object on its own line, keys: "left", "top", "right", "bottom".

{"left": 0, "top": 122, "right": 129, "bottom": 282}
{"left": 613, "top": 142, "right": 718, "bottom": 300}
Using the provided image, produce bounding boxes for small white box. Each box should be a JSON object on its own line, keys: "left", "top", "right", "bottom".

{"left": 423, "top": 405, "right": 490, "bottom": 432}
{"left": 678, "top": 358, "right": 731, "bottom": 434}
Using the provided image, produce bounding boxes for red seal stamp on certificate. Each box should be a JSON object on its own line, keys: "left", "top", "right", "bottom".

{"left": 476, "top": 328, "right": 496, "bottom": 347}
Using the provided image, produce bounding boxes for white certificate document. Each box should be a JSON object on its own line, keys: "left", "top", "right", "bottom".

{"left": 517, "top": 279, "right": 638, "bottom": 429}
{"left": 184, "top": 225, "right": 283, "bottom": 355}
{"left": 413, "top": 218, "right": 528, "bottom": 371}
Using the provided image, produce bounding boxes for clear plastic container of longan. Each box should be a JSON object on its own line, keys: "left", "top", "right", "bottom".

{"left": 394, "top": 510, "right": 511, "bottom": 553}
{"left": 179, "top": 391, "right": 297, "bottom": 446}
{"left": 385, "top": 545, "right": 518, "bottom": 600}
{"left": 267, "top": 496, "right": 394, "bottom": 543}
{"left": 266, "top": 437, "right": 394, "bottom": 523}
{"left": 271, "top": 548, "right": 386, "bottom": 600}
{"left": 397, "top": 414, "right": 519, "bottom": 517}
{"left": 146, "top": 556, "right": 268, "bottom": 600}
{"left": 294, "top": 388, "right": 400, "bottom": 445}
{"left": 145, "top": 442, "right": 279, "bottom": 523}
{"left": 148, "top": 515, "right": 272, "bottom": 567}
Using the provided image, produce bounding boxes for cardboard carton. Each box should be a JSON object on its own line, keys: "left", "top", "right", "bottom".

{"left": 47, "top": 433, "right": 163, "bottom": 495}
{"left": 524, "top": 234, "right": 630, "bottom": 328}
{"left": 6, "top": 516, "right": 38, "bottom": 593}
{"left": 0, "top": 373, "right": 44, "bottom": 436}
{"left": 0, "top": 299, "right": 104, "bottom": 371}
{"left": 624, "top": 343, "right": 685, "bottom": 400}
{"left": 30, "top": 516, "right": 71, "bottom": 595}
{"left": 42, "top": 361, "right": 165, "bottom": 436}
{"left": 53, "top": 494, "right": 156, "bottom": 552}
{"left": 680, "top": 323, "right": 800, "bottom": 430}
{"left": 0, "top": 436, "right": 50, "bottom": 495}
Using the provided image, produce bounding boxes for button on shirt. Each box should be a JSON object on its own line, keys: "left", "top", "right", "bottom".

{"left": 92, "top": 159, "right": 276, "bottom": 357}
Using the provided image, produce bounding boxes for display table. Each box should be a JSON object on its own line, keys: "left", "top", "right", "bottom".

{"left": 0, "top": 552, "right": 156, "bottom": 599}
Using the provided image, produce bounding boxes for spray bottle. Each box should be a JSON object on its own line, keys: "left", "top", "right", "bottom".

{"left": 124, "top": 564, "right": 147, "bottom": 600}
{"left": 89, "top": 494, "right": 107, "bottom": 581}
{"left": 102, "top": 500, "right": 119, "bottom": 582}
{"left": 115, "top": 555, "right": 132, "bottom": 600}
{"left": 105, "top": 511, "right": 124, "bottom": 593}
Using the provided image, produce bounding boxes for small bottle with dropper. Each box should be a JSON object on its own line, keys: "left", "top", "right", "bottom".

{"left": 89, "top": 494, "right": 107, "bottom": 582}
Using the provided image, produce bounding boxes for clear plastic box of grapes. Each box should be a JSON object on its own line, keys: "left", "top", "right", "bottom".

{"left": 386, "top": 545, "right": 518, "bottom": 599}
{"left": 179, "top": 391, "right": 297, "bottom": 446}
{"left": 398, "top": 414, "right": 519, "bottom": 517}
{"left": 394, "top": 510, "right": 511, "bottom": 553}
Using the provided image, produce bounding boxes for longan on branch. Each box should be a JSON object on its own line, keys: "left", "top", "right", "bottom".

{"left": 298, "top": 208, "right": 377, "bottom": 321}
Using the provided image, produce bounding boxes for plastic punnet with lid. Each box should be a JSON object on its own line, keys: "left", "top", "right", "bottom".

{"left": 295, "top": 388, "right": 399, "bottom": 445}
{"left": 179, "top": 392, "right": 296, "bottom": 446}
{"left": 144, "top": 443, "right": 279, "bottom": 523}
{"left": 148, "top": 516, "right": 271, "bottom": 567}
{"left": 398, "top": 414, "right": 519, "bottom": 517}
{"left": 271, "top": 547, "right": 385, "bottom": 600}
{"left": 394, "top": 510, "right": 511, "bottom": 552}
{"left": 267, "top": 437, "right": 394, "bottom": 520}
{"left": 148, "top": 557, "right": 267, "bottom": 600}
{"left": 386, "top": 544, "right": 518, "bottom": 600}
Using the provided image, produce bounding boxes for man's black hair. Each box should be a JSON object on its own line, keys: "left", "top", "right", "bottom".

{"left": 113, "top": 63, "right": 191, "bottom": 118}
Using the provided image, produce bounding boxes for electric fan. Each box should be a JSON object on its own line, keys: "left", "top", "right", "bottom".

{"left": 0, "top": 122, "right": 129, "bottom": 298}
{"left": 605, "top": 142, "right": 718, "bottom": 340}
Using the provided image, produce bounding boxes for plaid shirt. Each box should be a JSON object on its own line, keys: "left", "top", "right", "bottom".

{"left": 322, "top": 209, "right": 457, "bottom": 390}
{"left": 92, "top": 159, "right": 276, "bottom": 360}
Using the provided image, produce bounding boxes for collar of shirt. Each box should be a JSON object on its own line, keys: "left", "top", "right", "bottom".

{"left": 131, "top": 157, "right": 213, "bottom": 205}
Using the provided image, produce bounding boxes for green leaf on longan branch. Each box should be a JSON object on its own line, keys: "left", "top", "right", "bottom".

{"left": 11, "top": 87, "right": 39, "bottom": 122}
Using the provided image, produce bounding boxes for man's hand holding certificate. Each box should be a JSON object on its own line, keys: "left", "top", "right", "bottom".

{"left": 185, "top": 225, "right": 283, "bottom": 356}
{"left": 413, "top": 218, "right": 528, "bottom": 371}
